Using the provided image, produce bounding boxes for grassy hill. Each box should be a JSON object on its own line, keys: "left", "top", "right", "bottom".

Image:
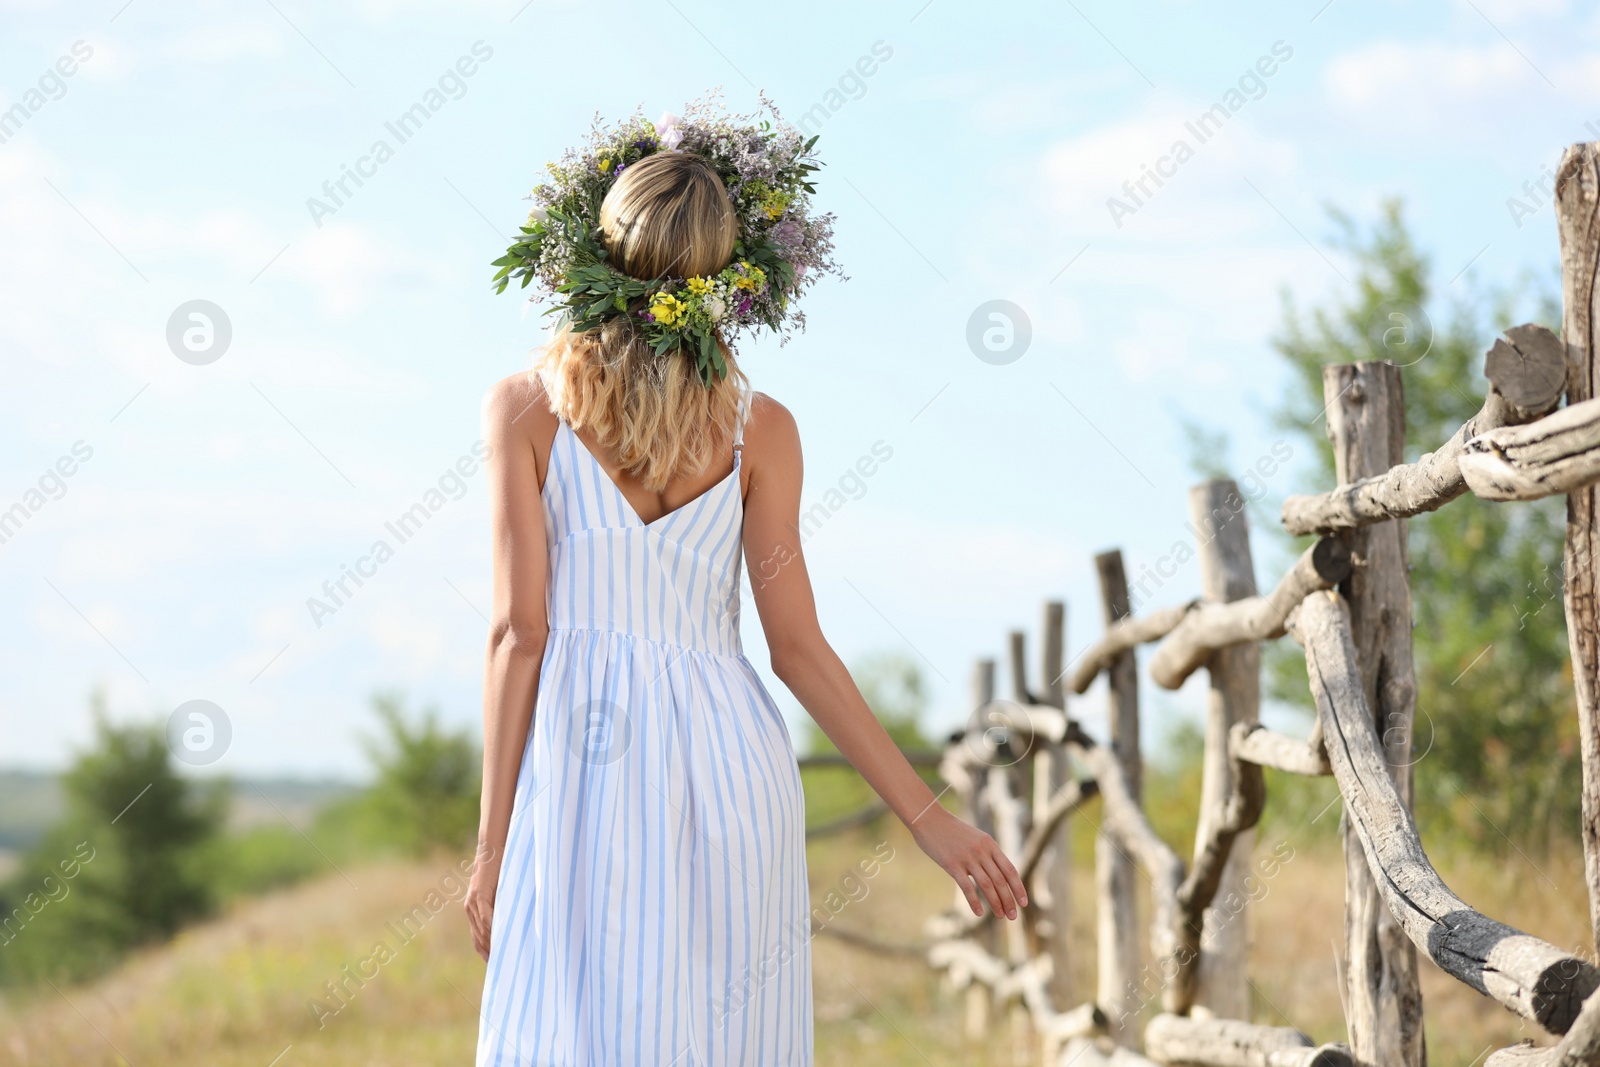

{"left": 0, "top": 811, "right": 1586, "bottom": 1066}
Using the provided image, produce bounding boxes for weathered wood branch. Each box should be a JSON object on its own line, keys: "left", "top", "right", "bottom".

{"left": 1281, "top": 323, "right": 1566, "bottom": 535}
{"left": 1095, "top": 549, "right": 1144, "bottom": 1040}
{"left": 1485, "top": 981, "right": 1600, "bottom": 1065}
{"left": 1144, "top": 1014, "right": 1355, "bottom": 1067}
{"left": 1044, "top": 1000, "right": 1110, "bottom": 1043}
{"left": 944, "top": 772, "right": 1100, "bottom": 939}
{"left": 805, "top": 802, "right": 890, "bottom": 840}
{"left": 1188, "top": 479, "right": 1260, "bottom": 1019}
{"left": 1460, "top": 395, "right": 1600, "bottom": 501}
{"left": 1178, "top": 719, "right": 1267, "bottom": 927}
{"left": 1556, "top": 139, "right": 1600, "bottom": 962}
{"left": 1147, "top": 538, "right": 1352, "bottom": 690}
{"left": 1067, "top": 730, "right": 1191, "bottom": 1014}
{"left": 1321, "top": 359, "right": 1425, "bottom": 1066}
{"left": 977, "top": 699, "right": 1069, "bottom": 743}
{"left": 928, "top": 936, "right": 1010, "bottom": 987}
{"left": 1230, "top": 720, "right": 1331, "bottom": 776}
{"left": 812, "top": 920, "right": 928, "bottom": 957}
{"left": 1058, "top": 1036, "right": 1162, "bottom": 1066}
{"left": 1020, "top": 775, "right": 1100, "bottom": 885}
{"left": 797, "top": 750, "right": 942, "bottom": 769}
{"left": 957, "top": 659, "right": 998, "bottom": 1038}
{"left": 1069, "top": 602, "right": 1194, "bottom": 695}
{"left": 1032, "top": 600, "right": 1078, "bottom": 1007}
{"left": 928, "top": 935, "right": 1111, "bottom": 1064}
{"left": 1294, "top": 590, "right": 1600, "bottom": 1035}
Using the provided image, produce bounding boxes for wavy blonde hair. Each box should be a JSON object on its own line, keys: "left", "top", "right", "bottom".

{"left": 535, "top": 152, "right": 749, "bottom": 492}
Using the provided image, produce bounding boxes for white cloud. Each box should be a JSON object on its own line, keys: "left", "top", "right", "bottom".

{"left": 1039, "top": 93, "right": 1299, "bottom": 241}
{"left": 73, "top": 35, "right": 138, "bottom": 82}
{"left": 1324, "top": 40, "right": 1533, "bottom": 113}
{"left": 1323, "top": 39, "right": 1600, "bottom": 125}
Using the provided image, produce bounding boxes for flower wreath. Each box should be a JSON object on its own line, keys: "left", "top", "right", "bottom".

{"left": 491, "top": 93, "right": 840, "bottom": 387}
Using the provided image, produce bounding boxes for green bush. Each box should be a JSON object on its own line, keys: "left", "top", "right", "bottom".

{"left": 336, "top": 693, "right": 481, "bottom": 859}
{"left": 0, "top": 705, "right": 225, "bottom": 985}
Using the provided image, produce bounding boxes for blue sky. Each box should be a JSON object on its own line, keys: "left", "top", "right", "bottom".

{"left": 1, "top": 0, "right": 1592, "bottom": 777}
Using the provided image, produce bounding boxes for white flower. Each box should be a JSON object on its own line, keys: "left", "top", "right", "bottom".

{"left": 705, "top": 296, "right": 726, "bottom": 322}
{"left": 656, "top": 110, "right": 684, "bottom": 151}
{"left": 527, "top": 205, "right": 548, "bottom": 225}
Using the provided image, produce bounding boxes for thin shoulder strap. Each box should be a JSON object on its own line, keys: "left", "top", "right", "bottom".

{"left": 733, "top": 383, "right": 753, "bottom": 452}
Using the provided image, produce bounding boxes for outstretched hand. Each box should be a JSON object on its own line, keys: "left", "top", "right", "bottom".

{"left": 910, "top": 805, "right": 1029, "bottom": 921}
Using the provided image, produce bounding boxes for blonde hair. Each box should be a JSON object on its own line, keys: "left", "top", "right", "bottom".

{"left": 535, "top": 152, "right": 748, "bottom": 492}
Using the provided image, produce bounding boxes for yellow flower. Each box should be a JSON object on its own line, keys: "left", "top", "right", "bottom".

{"left": 761, "top": 191, "right": 790, "bottom": 220}
{"left": 732, "top": 263, "right": 766, "bottom": 291}
{"left": 598, "top": 157, "right": 613, "bottom": 173}
{"left": 649, "top": 293, "right": 685, "bottom": 326}
{"left": 685, "top": 276, "right": 712, "bottom": 295}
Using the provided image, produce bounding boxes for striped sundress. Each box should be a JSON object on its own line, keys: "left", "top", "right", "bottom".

{"left": 476, "top": 391, "right": 814, "bottom": 1066}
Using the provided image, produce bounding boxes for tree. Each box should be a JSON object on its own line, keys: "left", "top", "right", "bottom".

{"left": 360, "top": 692, "right": 481, "bottom": 857}
{"left": 1266, "top": 200, "right": 1579, "bottom": 852}
{"left": 0, "top": 695, "right": 226, "bottom": 984}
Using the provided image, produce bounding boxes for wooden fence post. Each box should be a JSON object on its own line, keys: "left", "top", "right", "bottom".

{"left": 965, "top": 657, "right": 997, "bottom": 1039}
{"left": 1188, "top": 479, "right": 1259, "bottom": 1022}
{"left": 1027, "top": 603, "right": 1076, "bottom": 1009}
{"left": 1556, "top": 141, "right": 1600, "bottom": 958}
{"left": 1093, "top": 550, "right": 1143, "bottom": 1039}
{"left": 1323, "top": 362, "right": 1426, "bottom": 1067}
{"left": 1001, "top": 632, "right": 1038, "bottom": 1065}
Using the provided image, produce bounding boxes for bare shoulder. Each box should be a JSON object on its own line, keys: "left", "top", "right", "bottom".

{"left": 482, "top": 369, "right": 555, "bottom": 439}
{"left": 743, "top": 390, "right": 800, "bottom": 456}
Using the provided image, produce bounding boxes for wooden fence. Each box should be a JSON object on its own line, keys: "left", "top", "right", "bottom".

{"left": 811, "top": 142, "right": 1600, "bottom": 1066}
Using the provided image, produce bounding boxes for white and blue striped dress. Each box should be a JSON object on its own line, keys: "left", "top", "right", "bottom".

{"left": 476, "top": 394, "right": 813, "bottom": 1066}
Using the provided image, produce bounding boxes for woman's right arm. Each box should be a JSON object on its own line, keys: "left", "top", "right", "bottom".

{"left": 465, "top": 374, "right": 552, "bottom": 962}
{"left": 740, "top": 394, "right": 1027, "bottom": 922}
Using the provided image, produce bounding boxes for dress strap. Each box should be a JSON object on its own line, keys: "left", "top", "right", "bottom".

{"left": 733, "top": 383, "right": 753, "bottom": 453}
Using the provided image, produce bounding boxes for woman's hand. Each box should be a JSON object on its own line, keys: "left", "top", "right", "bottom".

{"left": 464, "top": 852, "right": 502, "bottom": 961}
{"left": 911, "top": 806, "right": 1029, "bottom": 920}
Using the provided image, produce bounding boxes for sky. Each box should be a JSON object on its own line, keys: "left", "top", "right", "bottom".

{"left": 1, "top": 0, "right": 1593, "bottom": 778}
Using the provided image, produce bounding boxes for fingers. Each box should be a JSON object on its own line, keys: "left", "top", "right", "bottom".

{"left": 956, "top": 868, "right": 984, "bottom": 916}
{"left": 971, "top": 857, "right": 1015, "bottom": 920}
{"left": 954, "top": 838, "right": 1027, "bottom": 921}
{"left": 464, "top": 899, "right": 493, "bottom": 960}
{"left": 995, "top": 846, "right": 1029, "bottom": 912}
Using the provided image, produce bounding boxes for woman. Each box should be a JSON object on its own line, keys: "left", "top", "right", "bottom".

{"left": 466, "top": 105, "right": 1026, "bottom": 1067}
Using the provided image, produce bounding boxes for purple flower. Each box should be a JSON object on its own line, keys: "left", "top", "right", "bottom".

{"left": 737, "top": 296, "right": 753, "bottom": 314}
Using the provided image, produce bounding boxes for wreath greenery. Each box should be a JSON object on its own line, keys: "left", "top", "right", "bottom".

{"left": 492, "top": 93, "right": 840, "bottom": 387}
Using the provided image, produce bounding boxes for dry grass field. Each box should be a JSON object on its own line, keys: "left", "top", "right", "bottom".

{"left": 0, "top": 809, "right": 1588, "bottom": 1067}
